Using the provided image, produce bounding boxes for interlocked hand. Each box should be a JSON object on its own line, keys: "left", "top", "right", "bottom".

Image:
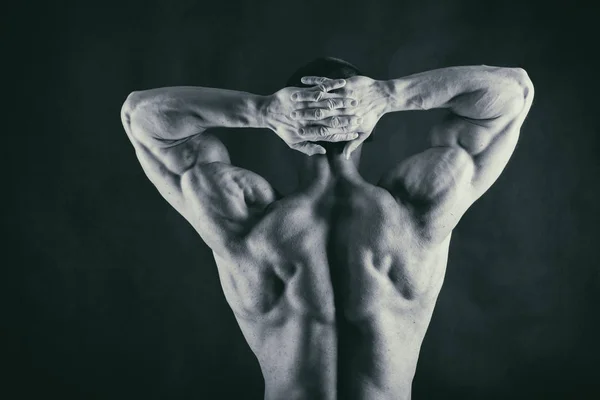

{"left": 264, "top": 78, "right": 363, "bottom": 155}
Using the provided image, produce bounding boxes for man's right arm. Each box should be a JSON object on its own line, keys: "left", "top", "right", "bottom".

{"left": 377, "top": 66, "right": 534, "bottom": 238}
{"left": 382, "top": 66, "right": 534, "bottom": 193}
{"left": 292, "top": 66, "right": 534, "bottom": 238}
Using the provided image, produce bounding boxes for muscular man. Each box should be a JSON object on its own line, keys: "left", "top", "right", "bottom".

{"left": 120, "top": 58, "right": 534, "bottom": 400}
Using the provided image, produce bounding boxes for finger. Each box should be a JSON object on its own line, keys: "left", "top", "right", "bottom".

{"left": 291, "top": 108, "right": 363, "bottom": 125}
{"left": 301, "top": 77, "right": 347, "bottom": 92}
{"left": 313, "top": 116, "right": 363, "bottom": 128}
{"left": 299, "top": 98, "right": 358, "bottom": 110}
{"left": 290, "top": 141, "right": 327, "bottom": 156}
{"left": 299, "top": 125, "right": 330, "bottom": 138}
{"left": 343, "top": 134, "right": 369, "bottom": 159}
{"left": 291, "top": 107, "right": 336, "bottom": 121}
{"left": 300, "top": 76, "right": 328, "bottom": 85}
{"left": 291, "top": 89, "right": 354, "bottom": 102}
{"left": 291, "top": 89, "right": 327, "bottom": 102}
{"left": 300, "top": 125, "right": 354, "bottom": 139}
{"left": 321, "top": 133, "right": 360, "bottom": 142}
{"left": 316, "top": 78, "right": 347, "bottom": 93}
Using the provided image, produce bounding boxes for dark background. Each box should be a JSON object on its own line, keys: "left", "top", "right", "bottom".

{"left": 4, "top": 0, "right": 599, "bottom": 399}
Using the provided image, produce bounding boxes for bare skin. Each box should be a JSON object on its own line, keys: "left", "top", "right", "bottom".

{"left": 121, "top": 65, "right": 534, "bottom": 400}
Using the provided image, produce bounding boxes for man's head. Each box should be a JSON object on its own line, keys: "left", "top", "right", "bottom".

{"left": 286, "top": 56, "right": 363, "bottom": 88}
{"left": 286, "top": 57, "right": 373, "bottom": 155}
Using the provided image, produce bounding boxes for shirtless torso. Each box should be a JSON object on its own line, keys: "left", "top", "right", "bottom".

{"left": 121, "top": 64, "right": 534, "bottom": 400}
{"left": 183, "top": 146, "right": 466, "bottom": 399}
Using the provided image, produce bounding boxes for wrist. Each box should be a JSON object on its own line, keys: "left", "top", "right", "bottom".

{"left": 237, "top": 93, "right": 271, "bottom": 129}
{"left": 378, "top": 78, "right": 417, "bottom": 113}
{"left": 376, "top": 79, "right": 397, "bottom": 114}
{"left": 255, "top": 94, "right": 273, "bottom": 130}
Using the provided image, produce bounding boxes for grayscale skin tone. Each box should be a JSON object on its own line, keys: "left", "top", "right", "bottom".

{"left": 121, "top": 65, "right": 534, "bottom": 400}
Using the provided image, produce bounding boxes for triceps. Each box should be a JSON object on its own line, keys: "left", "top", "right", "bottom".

{"left": 146, "top": 132, "right": 232, "bottom": 176}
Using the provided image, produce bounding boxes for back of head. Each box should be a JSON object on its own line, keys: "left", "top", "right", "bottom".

{"left": 286, "top": 56, "right": 362, "bottom": 88}
{"left": 286, "top": 57, "right": 372, "bottom": 155}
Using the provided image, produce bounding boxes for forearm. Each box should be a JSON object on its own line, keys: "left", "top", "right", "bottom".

{"left": 121, "top": 86, "right": 268, "bottom": 142}
{"left": 382, "top": 65, "right": 532, "bottom": 120}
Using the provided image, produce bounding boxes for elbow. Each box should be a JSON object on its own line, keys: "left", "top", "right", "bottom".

{"left": 511, "top": 67, "right": 535, "bottom": 106}
{"left": 121, "top": 91, "right": 152, "bottom": 141}
{"left": 120, "top": 91, "right": 140, "bottom": 129}
{"left": 120, "top": 90, "right": 174, "bottom": 141}
{"left": 500, "top": 67, "right": 535, "bottom": 116}
{"left": 512, "top": 67, "right": 535, "bottom": 101}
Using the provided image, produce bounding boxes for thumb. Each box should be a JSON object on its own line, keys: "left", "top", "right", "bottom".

{"left": 291, "top": 142, "right": 327, "bottom": 156}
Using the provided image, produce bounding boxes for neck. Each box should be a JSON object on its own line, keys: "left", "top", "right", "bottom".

{"left": 296, "top": 144, "right": 363, "bottom": 187}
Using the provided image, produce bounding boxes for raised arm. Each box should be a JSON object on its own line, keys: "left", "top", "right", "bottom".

{"left": 120, "top": 87, "right": 272, "bottom": 213}
{"left": 120, "top": 87, "right": 273, "bottom": 253}
{"left": 293, "top": 66, "right": 534, "bottom": 239}
{"left": 120, "top": 83, "right": 360, "bottom": 253}
{"left": 380, "top": 66, "right": 534, "bottom": 195}
{"left": 378, "top": 66, "right": 534, "bottom": 237}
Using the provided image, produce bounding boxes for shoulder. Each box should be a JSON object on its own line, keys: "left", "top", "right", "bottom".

{"left": 179, "top": 162, "right": 280, "bottom": 255}
{"left": 378, "top": 146, "right": 476, "bottom": 241}
{"left": 380, "top": 146, "right": 475, "bottom": 207}
{"left": 182, "top": 162, "right": 278, "bottom": 210}
{"left": 404, "top": 147, "right": 474, "bottom": 202}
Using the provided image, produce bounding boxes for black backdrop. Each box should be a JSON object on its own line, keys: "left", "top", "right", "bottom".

{"left": 5, "top": 0, "right": 600, "bottom": 399}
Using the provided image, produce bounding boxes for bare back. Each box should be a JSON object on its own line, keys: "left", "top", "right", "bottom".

{"left": 222, "top": 174, "right": 448, "bottom": 318}
{"left": 205, "top": 162, "right": 454, "bottom": 397}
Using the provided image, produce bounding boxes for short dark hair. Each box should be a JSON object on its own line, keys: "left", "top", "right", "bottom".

{"left": 286, "top": 57, "right": 373, "bottom": 152}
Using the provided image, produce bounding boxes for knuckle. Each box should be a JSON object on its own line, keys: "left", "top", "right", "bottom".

{"left": 318, "top": 84, "right": 327, "bottom": 92}
{"left": 320, "top": 126, "right": 328, "bottom": 136}
{"left": 327, "top": 99, "right": 335, "bottom": 110}
{"left": 314, "top": 109, "right": 322, "bottom": 119}
{"left": 331, "top": 117, "right": 339, "bottom": 128}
